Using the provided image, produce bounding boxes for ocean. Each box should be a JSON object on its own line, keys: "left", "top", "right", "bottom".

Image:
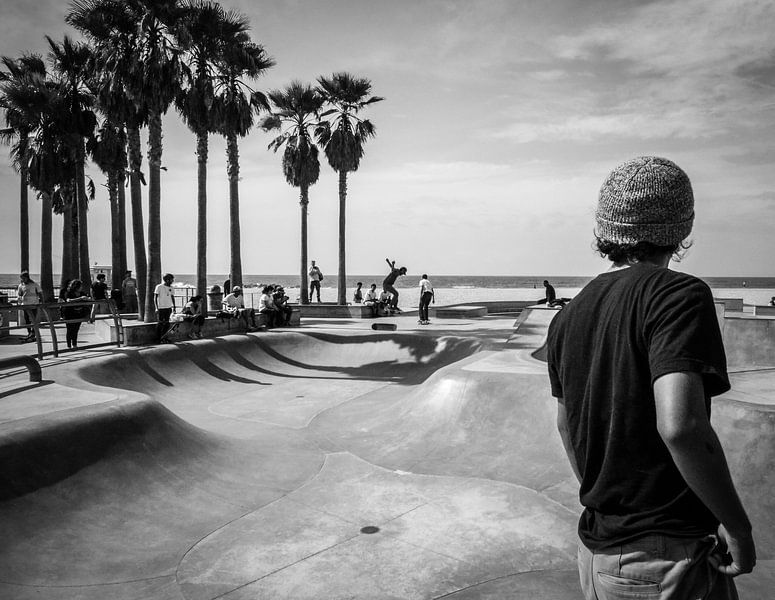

{"left": 3, "top": 273, "right": 775, "bottom": 307}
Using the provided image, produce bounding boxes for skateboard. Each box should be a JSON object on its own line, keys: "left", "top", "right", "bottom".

{"left": 371, "top": 323, "right": 397, "bottom": 331}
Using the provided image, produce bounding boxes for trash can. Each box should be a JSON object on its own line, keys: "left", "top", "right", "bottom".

{"left": 207, "top": 285, "right": 223, "bottom": 312}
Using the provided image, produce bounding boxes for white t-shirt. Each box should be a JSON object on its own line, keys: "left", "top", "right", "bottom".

{"left": 364, "top": 289, "right": 378, "bottom": 302}
{"left": 223, "top": 293, "right": 244, "bottom": 311}
{"left": 17, "top": 281, "right": 42, "bottom": 305}
{"left": 154, "top": 283, "right": 175, "bottom": 309}
{"left": 420, "top": 278, "right": 434, "bottom": 294}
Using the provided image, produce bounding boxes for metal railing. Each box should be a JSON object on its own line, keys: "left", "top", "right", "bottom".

{"left": 0, "top": 355, "right": 42, "bottom": 382}
{"left": 0, "top": 299, "right": 124, "bottom": 359}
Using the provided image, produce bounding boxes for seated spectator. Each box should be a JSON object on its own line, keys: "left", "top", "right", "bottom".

{"left": 258, "top": 285, "right": 279, "bottom": 328}
{"left": 272, "top": 285, "right": 292, "bottom": 326}
{"left": 222, "top": 286, "right": 259, "bottom": 330}
{"left": 183, "top": 295, "right": 205, "bottom": 338}
{"left": 378, "top": 290, "right": 392, "bottom": 316}
{"left": 363, "top": 283, "right": 379, "bottom": 316}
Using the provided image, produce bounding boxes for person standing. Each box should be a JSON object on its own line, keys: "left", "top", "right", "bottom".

{"left": 122, "top": 270, "right": 138, "bottom": 315}
{"left": 309, "top": 261, "right": 323, "bottom": 303}
{"left": 353, "top": 281, "right": 364, "bottom": 304}
{"left": 17, "top": 271, "right": 42, "bottom": 342}
{"left": 90, "top": 273, "right": 109, "bottom": 322}
{"left": 383, "top": 258, "right": 407, "bottom": 312}
{"left": 547, "top": 157, "right": 755, "bottom": 599}
{"left": 62, "top": 279, "right": 90, "bottom": 349}
{"left": 418, "top": 274, "right": 434, "bottom": 325}
{"left": 154, "top": 273, "right": 176, "bottom": 343}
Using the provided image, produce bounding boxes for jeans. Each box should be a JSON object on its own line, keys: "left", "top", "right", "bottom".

{"left": 419, "top": 291, "right": 433, "bottom": 321}
{"left": 578, "top": 534, "right": 738, "bottom": 600}
{"left": 309, "top": 280, "right": 321, "bottom": 302}
{"left": 156, "top": 307, "right": 173, "bottom": 341}
{"left": 383, "top": 284, "right": 399, "bottom": 308}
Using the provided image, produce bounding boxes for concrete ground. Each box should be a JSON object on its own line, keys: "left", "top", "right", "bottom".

{"left": 0, "top": 310, "right": 772, "bottom": 599}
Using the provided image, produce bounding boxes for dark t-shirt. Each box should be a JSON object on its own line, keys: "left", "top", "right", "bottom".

{"left": 547, "top": 263, "right": 729, "bottom": 549}
{"left": 383, "top": 268, "right": 400, "bottom": 286}
{"left": 92, "top": 280, "right": 108, "bottom": 300}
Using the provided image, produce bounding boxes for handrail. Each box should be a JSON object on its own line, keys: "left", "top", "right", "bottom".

{"left": 1, "top": 299, "right": 124, "bottom": 359}
{"left": 0, "top": 355, "right": 42, "bottom": 382}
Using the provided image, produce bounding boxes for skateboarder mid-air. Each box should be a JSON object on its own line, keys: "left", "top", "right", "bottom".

{"left": 383, "top": 258, "right": 406, "bottom": 312}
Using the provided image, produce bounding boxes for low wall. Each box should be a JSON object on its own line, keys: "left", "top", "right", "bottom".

{"left": 296, "top": 303, "right": 375, "bottom": 318}
{"left": 720, "top": 315, "right": 775, "bottom": 369}
{"left": 96, "top": 310, "right": 300, "bottom": 346}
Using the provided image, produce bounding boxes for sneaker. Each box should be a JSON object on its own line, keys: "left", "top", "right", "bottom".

{"left": 418, "top": 320, "right": 424, "bottom": 325}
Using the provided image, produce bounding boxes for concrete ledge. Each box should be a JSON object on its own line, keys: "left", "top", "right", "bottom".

{"left": 434, "top": 305, "right": 487, "bottom": 319}
{"left": 296, "top": 303, "right": 375, "bottom": 318}
{"left": 754, "top": 305, "right": 775, "bottom": 317}
{"left": 715, "top": 297, "right": 744, "bottom": 312}
{"left": 95, "top": 310, "right": 300, "bottom": 346}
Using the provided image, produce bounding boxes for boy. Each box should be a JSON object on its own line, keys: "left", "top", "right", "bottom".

{"left": 547, "top": 157, "right": 755, "bottom": 599}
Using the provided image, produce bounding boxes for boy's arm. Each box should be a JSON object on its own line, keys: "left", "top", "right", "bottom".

{"left": 385, "top": 258, "right": 394, "bottom": 268}
{"left": 555, "top": 398, "right": 582, "bottom": 484}
{"left": 654, "top": 371, "right": 756, "bottom": 576}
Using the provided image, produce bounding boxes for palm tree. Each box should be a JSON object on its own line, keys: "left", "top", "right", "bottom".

{"left": 261, "top": 82, "right": 324, "bottom": 304}
{"left": 176, "top": 0, "right": 251, "bottom": 298}
{"left": 46, "top": 35, "right": 97, "bottom": 289}
{"left": 4, "top": 70, "right": 73, "bottom": 302}
{"left": 87, "top": 121, "right": 127, "bottom": 291}
{"left": 213, "top": 36, "right": 274, "bottom": 288}
{"left": 68, "top": 0, "right": 151, "bottom": 319}
{"left": 315, "top": 73, "right": 383, "bottom": 304}
{"left": 0, "top": 54, "right": 47, "bottom": 274}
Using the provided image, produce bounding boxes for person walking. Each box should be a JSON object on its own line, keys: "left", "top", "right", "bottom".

{"left": 16, "top": 271, "right": 42, "bottom": 342}
{"left": 546, "top": 156, "right": 755, "bottom": 599}
{"left": 154, "top": 273, "right": 176, "bottom": 343}
{"left": 383, "top": 258, "right": 407, "bottom": 312}
{"left": 90, "top": 273, "right": 109, "bottom": 323}
{"left": 309, "top": 261, "right": 323, "bottom": 303}
{"left": 122, "top": 270, "right": 138, "bottom": 315}
{"left": 418, "top": 274, "right": 434, "bottom": 325}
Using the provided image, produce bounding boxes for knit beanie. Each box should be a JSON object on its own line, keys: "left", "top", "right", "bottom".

{"left": 595, "top": 156, "right": 694, "bottom": 246}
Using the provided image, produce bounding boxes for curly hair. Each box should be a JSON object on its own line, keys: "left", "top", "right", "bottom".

{"left": 595, "top": 237, "right": 691, "bottom": 263}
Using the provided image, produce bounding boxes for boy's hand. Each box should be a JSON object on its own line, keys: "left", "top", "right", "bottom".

{"left": 709, "top": 524, "right": 756, "bottom": 576}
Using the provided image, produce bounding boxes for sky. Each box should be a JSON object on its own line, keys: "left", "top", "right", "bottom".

{"left": 1, "top": 0, "right": 774, "bottom": 278}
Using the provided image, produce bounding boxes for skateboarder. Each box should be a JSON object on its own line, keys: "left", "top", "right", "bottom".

{"left": 383, "top": 258, "right": 406, "bottom": 312}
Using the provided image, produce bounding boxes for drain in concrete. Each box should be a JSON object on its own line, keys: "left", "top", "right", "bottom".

{"left": 360, "top": 525, "right": 380, "bottom": 534}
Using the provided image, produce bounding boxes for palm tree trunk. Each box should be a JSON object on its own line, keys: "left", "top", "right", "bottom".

{"left": 109, "top": 172, "right": 121, "bottom": 291}
{"left": 144, "top": 112, "right": 163, "bottom": 323}
{"left": 117, "top": 171, "right": 128, "bottom": 283}
{"left": 196, "top": 130, "right": 208, "bottom": 298}
{"left": 67, "top": 202, "right": 79, "bottom": 281}
{"left": 300, "top": 186, "right": 309, "bottom": 304}
{"left": 60, "top": 202, "right": 74, "bottom": 288}
{"left": 19, "top": 136, "right": 30, "bottom": 273}
{"left": 127, "top": 125, "right": 147, "bottom": 320}
{"left": 226, "top": 133, "right": 242, "bottom": 288}
{"left": 76, "top": 144, "right": 91, "bottom": 289}
{"left": 40, "top": 192, "right": 54, "bottom": 303}
{"left": 337, "top": 169, "right": 347, "bottom": 305}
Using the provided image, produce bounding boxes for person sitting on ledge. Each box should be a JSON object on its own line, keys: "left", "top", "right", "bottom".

{"left": 182, "top": 295, "right": 205, "bottom": 338}
{"left": 222, "top": 286, "right": 259, "bottom": 331}
{"left": 363, "top": 283, "right": 379, "bottom": 316}
{"left": 272, "top": 285, "right": 292, "bottom": 326}
{"left": 538, "top": 279, "right": 569, "bottom": 308}
{"left": 258, "top": 285, "right": 279, "bottom": 328}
